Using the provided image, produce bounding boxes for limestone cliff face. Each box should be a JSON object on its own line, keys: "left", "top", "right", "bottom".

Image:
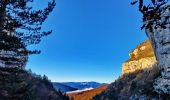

{"left": 122, "top": 40, "right": 157, "bottom": 75}
{"left": 145, "top": 5, "right": 170, "bottom": 94}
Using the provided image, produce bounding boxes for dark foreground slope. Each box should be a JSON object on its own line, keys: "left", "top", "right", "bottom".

{"left": 0, "top": 67, "right": 69, "bottom": 100}
{"left": 93, "top": 66, "right": 170, "bottom": 100}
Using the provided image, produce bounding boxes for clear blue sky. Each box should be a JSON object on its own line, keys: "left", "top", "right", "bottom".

{"left": 27, "top": 0, "right": 147, "bottom": 83}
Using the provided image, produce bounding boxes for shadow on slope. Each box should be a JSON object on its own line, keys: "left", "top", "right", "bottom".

{"left": 0, "top": 67, "right": 69, "bottom": 100}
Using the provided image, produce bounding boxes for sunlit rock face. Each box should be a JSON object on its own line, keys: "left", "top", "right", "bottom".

{"left": 122, "top": 40, "right": 156, "bottom": 75}
{"left": 0, "top": 32, "right": 28, "bottom": 69}
{"left": 145, "top": 5, "right": 170, "bottom": 94}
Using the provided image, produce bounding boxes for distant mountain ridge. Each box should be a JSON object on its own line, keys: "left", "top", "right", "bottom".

{"left": 52, "top": 83, "right": 78, "bottom": 92}
{"left": 61, "top": 82, "right": 106, "bottom": 90}
{"left": 52, "top": 82, "right": 106, "bottom": 93}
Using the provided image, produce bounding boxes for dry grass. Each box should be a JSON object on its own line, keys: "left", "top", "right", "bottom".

{"left": 68, "top": 85, "right": 108, "bottom": 100}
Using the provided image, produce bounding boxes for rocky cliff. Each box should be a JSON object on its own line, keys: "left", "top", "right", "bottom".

{"left": 92, "top": 40, "right": 167, "bottom": 100}
{"left": 122, "top": 40, "right": 157, "bottom": 75}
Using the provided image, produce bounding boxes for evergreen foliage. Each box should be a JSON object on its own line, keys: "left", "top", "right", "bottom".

{"left": 0, "top": 0, "right": 56, "bottom": 47}
{"left": 0, "top": 0, "right": 56, "bottom": 68}
{"left": 0, "top": 67, "right": 69, "bottom": 100}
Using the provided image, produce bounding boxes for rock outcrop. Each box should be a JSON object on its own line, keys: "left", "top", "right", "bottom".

{"left": 122, "top": 40, "right": 157, "bottom": 75}
{"left": 145, "top": 5, "right": 170, "bottom": 94}
{"left": 92, "top": 40, "right": 166, "bottom": 100}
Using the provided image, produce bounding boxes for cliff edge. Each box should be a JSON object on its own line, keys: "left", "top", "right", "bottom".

{"left": 92, "top": 40, "right": 170, "bottom": 100}
{"left": 122, "top": 40, "right": 157, "bottom": 75}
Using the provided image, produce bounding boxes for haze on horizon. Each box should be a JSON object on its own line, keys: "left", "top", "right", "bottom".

{"left": 27, "top": 0, "right": 147, "bottom": 83}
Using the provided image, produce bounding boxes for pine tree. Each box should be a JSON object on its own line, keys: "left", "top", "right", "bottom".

{"left": 0, "top": 0, "right": 56, "bottom": 69}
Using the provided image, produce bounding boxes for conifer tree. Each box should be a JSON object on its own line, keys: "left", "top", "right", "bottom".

{"left": 0, "top": 0, "right": 56, "bottom": 68}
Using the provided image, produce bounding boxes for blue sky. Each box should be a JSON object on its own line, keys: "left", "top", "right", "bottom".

{"left": 27, "top": 0, "right": 147, "bottom": 83}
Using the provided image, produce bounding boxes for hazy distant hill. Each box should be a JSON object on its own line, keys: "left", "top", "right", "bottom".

{"left": 62, "top": 82, "right": 105, "bottom": 90}
{"left": 53, "top": 83, "right": 78, "bottom": 92}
